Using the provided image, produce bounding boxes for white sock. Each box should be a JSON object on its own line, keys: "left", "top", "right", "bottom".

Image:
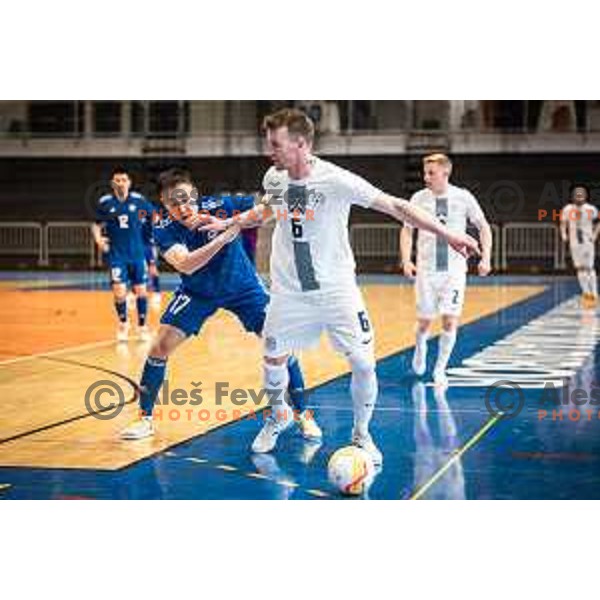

{"left": 263, "top": 362, "right": 291, "bottom": 423}
{"left": 416, "top": 328, "right": 429, "bottom": 352}
{"left": 577, "top": 270, "right": 588, "bottom": 294}
{"left": 350, "top": 355, "right": 378, "bottom": 438}
{"left": 412, "top": 327, "right": 429, "bottom": 375}
{"left": 590, "top": 271, "right": 598, "bottom": 296}
{"left": 435, "top": 329, "right": 457, "bottom": 374}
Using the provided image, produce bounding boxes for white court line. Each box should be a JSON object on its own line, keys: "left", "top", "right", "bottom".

{"left": 0, "top": 339, "right": 117, "bottom": 367}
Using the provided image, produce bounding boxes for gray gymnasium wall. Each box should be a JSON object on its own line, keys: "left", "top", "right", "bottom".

{"left": 0, "top": 154, "right": 598, "bottom": 222}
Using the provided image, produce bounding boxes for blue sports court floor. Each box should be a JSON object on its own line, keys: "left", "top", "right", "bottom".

{"left": 1, "top": 274, "right": 599, "bottom": 499}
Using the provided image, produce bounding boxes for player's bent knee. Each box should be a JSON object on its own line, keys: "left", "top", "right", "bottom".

{"left": 151, "top": 326, "right": 186, "bottom": 357}
{"left": 417, "top": 319, "right": 432, "bottom": 332}
{"left": 348, "top": 348, "right": 376, "bottom": 377}
{"left": 264, "top": 354, "right": 288, "bottom": 366}
{"left": 113, "top": 287, "right": 127, "bottom": 301}
{"left": 441, "top": 316, "right": 458, "bottom": 331}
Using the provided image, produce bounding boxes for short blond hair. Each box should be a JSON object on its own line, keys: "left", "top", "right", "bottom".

{"left": 423, "top": 153, "right": 453, "bottom": 174}
{"left": 262, "top": 108, "right": 315, "bottom": 144}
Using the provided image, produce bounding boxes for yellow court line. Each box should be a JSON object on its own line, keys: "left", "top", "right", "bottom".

{"left": 408, "top": 412, "right": 505, "bottom": 500}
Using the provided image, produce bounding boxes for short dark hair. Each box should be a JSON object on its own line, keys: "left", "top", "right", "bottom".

{"left": 157, "top": 168, "right": 194, "bottom": 199}
{"left": 262, "top": 108, "right": 315, "bottom": 143}
{"left": 570, "top": 183, "right": 590, "bottom": 200}
{"left": 111, "top": 166, "right": 130, "bottom": 178}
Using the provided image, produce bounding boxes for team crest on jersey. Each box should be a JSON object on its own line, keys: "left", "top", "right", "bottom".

{"left": 109, "top": 207, "right": 116, "bottom": 213}
{"left": 200, "top": 196, "right": 224, "bottom": 211}
{"left": 129, "top": 204, "right": 136, "bottom": 212}
{"left": 265, "top": 336, "right": 277, "bottom": 352}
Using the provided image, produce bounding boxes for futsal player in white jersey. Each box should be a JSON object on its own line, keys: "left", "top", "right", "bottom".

{"left": 560, "top": 184, "right": 599, "bottom": 307}
{"left": 400, "top": 154, "right": 492, "bottom": 386}
{"left": 200, "top": 109, "right": 479, "bottom": 465}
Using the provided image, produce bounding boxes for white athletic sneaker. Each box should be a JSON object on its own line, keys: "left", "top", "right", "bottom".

{"left": 412, "top": 344, "right": 427, "bottom": 376}
{"left": 116, "top": 322, "right": 130, "bottom": 342}
{"left": 297, "top": 410, "right": 323, "bottom": 440}
{"left": 121, "top": 417, "right": 155, "bottom": 440}
{"left": 138, "top": 325, "right": 152, "bottom": 342}
{"left": 251, "top": 407, "right": 294, "bottom": 453}
{"left": 351, "top": 429, "right": 383, "bottom": 466}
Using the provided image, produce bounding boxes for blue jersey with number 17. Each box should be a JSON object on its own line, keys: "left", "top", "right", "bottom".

{"left": 154, "top": 194, "right": 261, "bottom": 299}
{"left": 95, "top": 192, "right": 155, "bottom": 263}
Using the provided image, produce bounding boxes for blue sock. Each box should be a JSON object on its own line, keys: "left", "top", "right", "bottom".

{"left": 114, "top": 300, "right": 127, "bottom": 323}
{"left": 287, "top": 355, "right": 307, "bottom": 413}
{"left": 140, "top": 356, "right": 167, "bottom": 417}
{"left": 152, "top": 274, "right": 161, "bottom": 293}
{"left": 136, "top": 296, "right": 148, "bottom": 326}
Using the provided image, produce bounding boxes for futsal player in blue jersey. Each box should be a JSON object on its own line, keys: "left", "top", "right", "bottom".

{"left": 92, "top": 167, "right": 155, "bottom": 341}
{"left": 120, "top": 168, "right": 321, "bottom": 442}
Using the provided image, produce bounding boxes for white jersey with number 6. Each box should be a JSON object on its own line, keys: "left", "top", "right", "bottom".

{"left": 261, "top": 157, "right": 382, "bottom": 357}
{"left": 262, "top": 156, "right": 382, "bottom": 295}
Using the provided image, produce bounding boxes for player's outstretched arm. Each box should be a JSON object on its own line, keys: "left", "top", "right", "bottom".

{"left": 371, "top": 193, "right": 480, "bottom": 258}
{"left": 163, "top": 225, "right": 241, "bottom": 275}
{"left": 199, "top": 198, "right": 274, "bottom": 232}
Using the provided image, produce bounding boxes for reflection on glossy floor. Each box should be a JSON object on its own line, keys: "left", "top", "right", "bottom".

{"left": 2, "top": 273, "right": 599, "bottom": 499}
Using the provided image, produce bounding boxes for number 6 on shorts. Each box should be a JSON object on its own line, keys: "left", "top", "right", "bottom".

{"left": 357, "top": 310, "right": 371, "bottom": 333}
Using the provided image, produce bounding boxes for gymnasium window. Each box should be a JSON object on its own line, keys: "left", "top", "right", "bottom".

{"left": 93, "top": 102, "right": 122, "bottom": 136}
{"left": 28, "top": 101, "right": 83, "bottom": 137}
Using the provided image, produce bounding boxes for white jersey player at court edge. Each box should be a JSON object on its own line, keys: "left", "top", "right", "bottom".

{"left": 400, "top": 153, "right": 493, "bottom": 387}
{"left": 560, "top": 184, "right": 600, "bottom": 307}
{"left": 199, "top": 108, "right": 479, "bottom": 465}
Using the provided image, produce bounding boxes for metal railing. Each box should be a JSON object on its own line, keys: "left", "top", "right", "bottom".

{"left": 351, "top": 223, "right": 401, "bottom": 261}
{"left": 0, "top": 222, "right": 44, "bottom": 265}
{"left": 45, "top": 222, "right": 98, "bottom": 267}
{"left": 501, "top": 223, "right": 562, "bottom": 271}
{"left": 0, "top": 219, "right": 568, "bottom": 274}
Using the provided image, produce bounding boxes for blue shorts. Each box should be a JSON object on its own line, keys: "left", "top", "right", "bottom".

{"left": 144, "top": 245, "right": 158, "bottom": 265}
{"left": 109, "top": 260, "right": 148, "bottom": 286}
{"left": 161, "top": 284, "right": 269, "bottom": 337}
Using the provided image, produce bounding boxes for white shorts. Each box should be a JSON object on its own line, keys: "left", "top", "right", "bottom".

{"left": 263, "top": 287, "right": 374, "bottom": 358}
{"left": 571, "top": 243, "right": 595, "bottom": 270}
{"left": 416, "top": 271, "right": 466, "bottom": 319}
